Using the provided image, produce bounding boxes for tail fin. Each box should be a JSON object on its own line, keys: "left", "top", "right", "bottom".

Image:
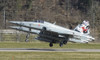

{"left": 74, "top": 20, "right": 90, "bottom": 35}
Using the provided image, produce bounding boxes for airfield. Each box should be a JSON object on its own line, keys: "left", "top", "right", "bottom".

{"left": 0, "top": 48, "right": 100, "bottom": 52}
{"left": 0, "top": 42, "right": 99, "bottom": 60}
{"left": 0, "top": 34, "right": 99, "bottom": 60}
{"left": 0, "top": 42, "right": 100, "bottom": 52}
{"left": 0, "top": 42, "right": 100, "bottom": 60}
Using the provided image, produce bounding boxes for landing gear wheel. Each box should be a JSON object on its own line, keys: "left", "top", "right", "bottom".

{"left": 25, "top": 39, "right": 29, "bottom": 42}
{"left": 49, "top": 43, "right": 53, "bottom": 47}
{"left": 86, "top": 42, "right": 88, "bottom": 44}
{"left": 63, "top": 41, "right": 67, "bottom": 44}
{"left": 59, "top": 42, "right": 63, "bottom": 47}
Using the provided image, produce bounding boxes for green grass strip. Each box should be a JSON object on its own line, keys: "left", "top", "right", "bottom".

{"left": 0, "top": 52, "right": 100, "bottom": 60}
{"left": 0, "top": 42, "right": 100, "bottom": 49}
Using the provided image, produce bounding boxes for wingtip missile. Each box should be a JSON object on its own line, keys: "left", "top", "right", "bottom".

{"left": 9, "top": 26, "right": 40, "bottom": 34}
{"left": 9, "top": 21, "right": 23, "bottom": 25}
{"left": 9, "top": 21, "right": 17, "bottom": 24}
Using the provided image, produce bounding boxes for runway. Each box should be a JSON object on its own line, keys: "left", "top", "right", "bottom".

{"left": 0, "top": 48, "right": 100, "bottom": 52}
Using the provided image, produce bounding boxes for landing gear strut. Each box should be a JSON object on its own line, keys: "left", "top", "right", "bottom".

{"left": 25, "top": 28, "right": 31, "bottom": 42}
{"left": 25, "top": 33, "right": 30, "bottom": 42}
{"left": 59, "top": 42, "right": 63, "bottom": 47}
{"left": 63, "top": 36, "right": 69, "bottom": 45}
{"left": 63, "top": 40, "right": 68, "bottom": 44}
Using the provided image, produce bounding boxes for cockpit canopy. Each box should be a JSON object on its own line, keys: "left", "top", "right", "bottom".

{"left": 34, "top": 20, "right": 44, "bottom": 23}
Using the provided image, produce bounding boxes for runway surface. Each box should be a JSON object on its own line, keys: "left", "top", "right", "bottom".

{"left": 0, "top": 48, "right": 100, "bottom": 52}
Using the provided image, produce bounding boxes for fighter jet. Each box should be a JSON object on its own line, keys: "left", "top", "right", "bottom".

{"left": 9, "top": 20, "right": 95, "bottom": 47}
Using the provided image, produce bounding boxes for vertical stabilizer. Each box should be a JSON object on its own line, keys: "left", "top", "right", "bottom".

{"left": 74, "top": 20, "right": 90, "bottom": 35}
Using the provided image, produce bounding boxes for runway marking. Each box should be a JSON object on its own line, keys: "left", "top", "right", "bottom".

{"left": 0, "top": 48, "right": 100, "bottom": 52}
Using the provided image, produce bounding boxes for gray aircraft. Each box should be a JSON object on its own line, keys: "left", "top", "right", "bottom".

{"left": 9, "top": 20, "right": 95, "bottom": 47}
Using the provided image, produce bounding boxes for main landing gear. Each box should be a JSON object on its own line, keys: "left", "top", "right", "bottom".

{"left": 59, "top": 42, "right": 63, "bottom": 47}
{"left": 49, "top": 42, "right": 63, "bottom": 47}
{"left": 49, "top": 42, "right": 53, "bottom": 47}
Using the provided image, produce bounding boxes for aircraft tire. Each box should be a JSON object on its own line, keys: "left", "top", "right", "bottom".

{"left": 86, "top": 42, "right": 88, "bottom": 44}
{"left": 49, "top": 43, "right": 53, "bottom": 47}
{"left": 63, "top": 40, "right": 68, "bottom": 44}
{"left": 59, "top": 42, "right": 63, "bottom": 47}
{"left": 25, "top": 39, "right": 29, "bottom": 42}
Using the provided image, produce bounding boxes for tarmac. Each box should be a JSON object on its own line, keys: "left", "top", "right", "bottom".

{"left": 0, "top": 48, "right": 100, "bottom": 52}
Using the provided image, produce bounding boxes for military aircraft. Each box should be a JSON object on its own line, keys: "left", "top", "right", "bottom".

{"left": 9, "top": 20, "right": 95, "bottom": 47}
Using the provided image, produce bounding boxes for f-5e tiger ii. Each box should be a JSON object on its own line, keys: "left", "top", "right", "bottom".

{"left": 9, "top": 20, "right": 95, "bottom": 47}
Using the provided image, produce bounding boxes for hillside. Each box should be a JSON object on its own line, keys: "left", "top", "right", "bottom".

{"left": 0, "top": 0, "right": 100, "bottom": 41}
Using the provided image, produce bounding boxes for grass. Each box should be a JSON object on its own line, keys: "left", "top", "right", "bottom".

{"left": 0, "top": 52, "right": 100, "bottom": 60}
{"left": 0, "top": 42, "right": 100, "bottom": 49}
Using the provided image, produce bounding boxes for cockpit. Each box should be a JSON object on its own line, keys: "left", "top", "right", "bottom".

{"left": 34, "top": 20, "right": 44, "bottom": 23}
